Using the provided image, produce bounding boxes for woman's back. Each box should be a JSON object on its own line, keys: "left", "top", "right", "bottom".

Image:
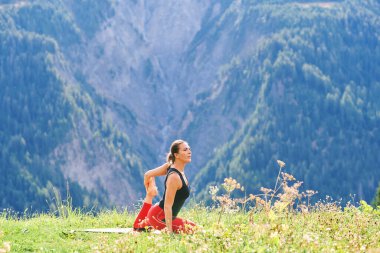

{"left": 159, "top": 167, "right": 190, "bottom": 217}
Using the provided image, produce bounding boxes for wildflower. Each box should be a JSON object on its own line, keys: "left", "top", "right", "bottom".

{"left": 0, "top": 242, "right": 10, "bottom": 253}
{"left": 281, "top": 172, "right": 295, "bottom": 181}
{"left": 255, "top": 196, "right": 266, "bottom": 206}
{"left": 274, "top": 200, "right": 289, "bottom": 212}
{"left": 235, "top": 197, "right": 246, "bottom": 204}
{"left": 277, "top": 160, "right": 286, "bottom": 168}
{"left": 209, "top": 185, "right": 219, "bottom": 201}
{"left": 298, "top": 204, "right": 309, "bottom": 213}
{"left": 303, "top": 232, "right": 316, "bottom": 243}
{"left": 293, "top": 181, "right": 303, "bottom": 190}
{"left": 260, "top": 187, "right": 272, "bottom": 195}
{"left": 305, "top": 190, "right": 317, "bottom": 197}
{"left": 279, "top": 181, "right": 303, "bottom": 206}
{"left": 222, "top": 177, "right": 244, "bottom": 193}
{"left": 215, "top": 195, "right": 233, "bottom": 207}
{"left": 223, "top": 177, "right": 237, "bottom": 192}
{"left": 270, "top": 231, "right": 279, "bottom": 238}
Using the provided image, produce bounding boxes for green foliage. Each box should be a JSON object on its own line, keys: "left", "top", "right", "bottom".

{"left": 372, "top": 183, "right": 380, "bottom": 208}
{"left": 64, "top": 0, "right": 115, "bottom": 38}
{"left": 11, "top": 2, "right": 81, "bottom": 47}
{"left": 0, "top": 28, "right": 73, "bottom": 212}
{"left": 359, "top": 200, "right": 380, "bottom": 216}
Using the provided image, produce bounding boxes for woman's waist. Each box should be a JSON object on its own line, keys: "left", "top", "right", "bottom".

{"left": 154, "top": 201, "right": 185, "bottom": 218}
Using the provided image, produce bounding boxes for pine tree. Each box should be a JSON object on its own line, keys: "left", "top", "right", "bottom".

{"left": 372, "top": 183, "right": 380, "bottom": 208}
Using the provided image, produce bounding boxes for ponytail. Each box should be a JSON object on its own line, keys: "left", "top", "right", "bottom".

{"left": 167, "top": 153, "right": 174, "bottom": 164}
{"left": 166, "top": 139, "right": 186, "bottom": 164}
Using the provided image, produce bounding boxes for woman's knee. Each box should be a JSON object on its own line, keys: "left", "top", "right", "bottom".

{"left": 172, "top": 219, "right": 196, "bottom": 234}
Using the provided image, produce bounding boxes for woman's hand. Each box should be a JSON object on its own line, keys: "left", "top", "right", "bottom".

{"left": 162, "top": 227, "right": 174, "bottom": 235}
{"left": 143, "top": 173, "right": 151, "bottom": 190}
{"left": 146, "top": 177, "right": 158, "bottom": 197}
{"left": 144, "top": 162, "right": 171, "bottom": 188}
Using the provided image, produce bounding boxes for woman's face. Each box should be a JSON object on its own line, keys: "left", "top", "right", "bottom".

{"left": 175, "top": 143, "right": 192, "bottom": 164}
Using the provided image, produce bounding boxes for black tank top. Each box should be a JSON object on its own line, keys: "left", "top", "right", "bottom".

{"left": 158, "top": 168, "right": 190, "bottom": 217}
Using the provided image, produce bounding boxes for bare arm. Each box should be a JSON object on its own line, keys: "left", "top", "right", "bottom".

{"left": 144, "top": 162, "right": 171, "bottom": 188}
{"left": 164, "top": 173, "right": 181, "bottom": 233}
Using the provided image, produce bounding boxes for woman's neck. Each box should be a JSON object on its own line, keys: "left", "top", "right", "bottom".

{"left": 172, "top": 161, "right": 185, "bottom": 173}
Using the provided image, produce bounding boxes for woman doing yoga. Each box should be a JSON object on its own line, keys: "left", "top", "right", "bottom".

{"left": 133, "top": 140, "right": 196, "bottom": 234}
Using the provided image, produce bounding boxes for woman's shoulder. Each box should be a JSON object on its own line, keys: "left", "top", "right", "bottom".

{"left": 166, "top": 171, "right": 182, "bottom": 187}
{"left": 167, "top": 168, "right": 181, "bottom": 177}
{"left": 167, "top": 167, "right": 183, "bottom": 178}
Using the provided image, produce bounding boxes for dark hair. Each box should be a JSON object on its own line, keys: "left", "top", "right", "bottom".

{"left": 166, "top": 140, "right": 186, "bottom": 164}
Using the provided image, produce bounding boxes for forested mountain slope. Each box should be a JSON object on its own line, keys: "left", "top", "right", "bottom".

{"left": 1, "top": 0, "right": 379, "bottom": 212}
{"left": 190, "top": 0, "right": 380, "bottom": 202}
{"left": 0, "top": 0, "right": 146, "bottom": 212}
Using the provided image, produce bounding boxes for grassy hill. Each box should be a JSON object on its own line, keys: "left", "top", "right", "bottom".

{"left": 0, "top": 194, "right": 379, "bottom": 252}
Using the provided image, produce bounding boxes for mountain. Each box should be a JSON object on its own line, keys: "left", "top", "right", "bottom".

{"left": 0, "top": 0, "right": 379, "bottom": 212}
{"left": 0, "top": 0, "right": 147, "bottom": 212}
{"left": 189, "top": 0, "right": 380, "bottom": 202}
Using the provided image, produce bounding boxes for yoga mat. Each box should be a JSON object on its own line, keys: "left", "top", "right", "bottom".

{"left": 76, "top": 228, "right": 135, "bottom": 234}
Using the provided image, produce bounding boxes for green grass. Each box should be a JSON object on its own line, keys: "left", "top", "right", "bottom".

{"left": 0, "top": 202, "right": 379, "bottom": 253}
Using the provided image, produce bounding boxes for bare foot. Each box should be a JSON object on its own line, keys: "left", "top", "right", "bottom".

{"left": 147, "top": 177, "right": 158, "bottom": 197}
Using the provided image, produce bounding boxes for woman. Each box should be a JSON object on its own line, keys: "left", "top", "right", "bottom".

{"left": 133, "top": 140, "right": 196, "bottom": 234}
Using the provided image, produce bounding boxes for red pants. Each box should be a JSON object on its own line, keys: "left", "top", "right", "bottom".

{"left": 133, "top": 203, "right": 196, "bottom": 234}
